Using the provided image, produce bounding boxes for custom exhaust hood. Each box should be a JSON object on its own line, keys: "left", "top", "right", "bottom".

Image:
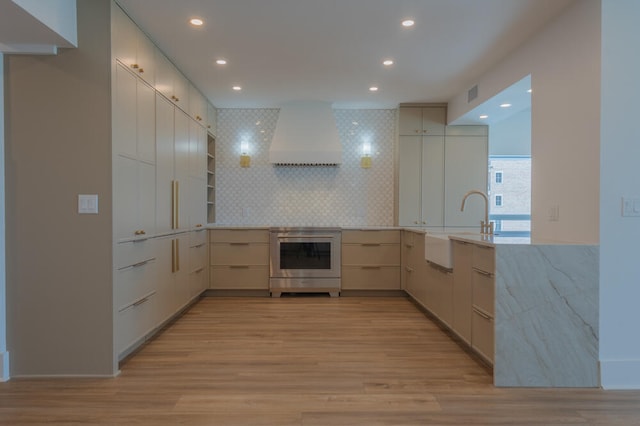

{"left": 269, "top": 101, "right": 342, "bottom": 166}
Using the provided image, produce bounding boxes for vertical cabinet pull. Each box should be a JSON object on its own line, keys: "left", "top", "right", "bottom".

{"left": 172, "top": 180, "right": 179, "bottom": 229}
{"left": 172, "top": 239, "right": 180, "bottom": 273}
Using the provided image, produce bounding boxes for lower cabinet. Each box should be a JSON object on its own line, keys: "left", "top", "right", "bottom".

{"left": 341, "top": 230, "right": 401, "bottom": 290}
{"left": 209, "top": 229, "right": 269, "bottom": 290}
{"left": 115, "top": 230, "right": 207, "bottom": 360}
{"left": 402, "top": 232, "right": 495, "bottom": 365}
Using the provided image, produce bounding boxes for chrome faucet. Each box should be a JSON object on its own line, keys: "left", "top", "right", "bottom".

{"left": 460, "top": 190, "right": 494, "bottom": 235}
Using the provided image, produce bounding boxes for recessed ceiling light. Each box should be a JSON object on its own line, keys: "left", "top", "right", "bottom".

{"left": 216, "top": 59, "right": 227, "bottom": 65}
{"left": 402, "top": 19, "right": 415, "bottom": 27}
{"left": 369, "top": 86, "right": 379, "bottom": 92}
{"left": 383, "top": 59, "right": 394, "bottom": 66}
{"left": 189, "top": 18, "right": 204, "bottom": 27}
{"left": 479, "top": 115, "right": 489, "bottom": 119}
{"left": 527, "top": 89, "right": 533, "bottom": 93}
{"left": 500, "top": 103, "right": 512, "bottom": 108}
{"left": 232, "top": 86, "right": 242, "bottom": 91}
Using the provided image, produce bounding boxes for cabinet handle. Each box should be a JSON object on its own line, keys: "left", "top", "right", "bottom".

{"left": 134, "top": 230, "right": 146, "bottom": 236}
{"left": 194, "top": 243, "right": 206, "bottom": 248}
{"left": 473, "top": 306, "right": 493, "bottom": 320}
{"left": 195, "top": 224, "right": 203, "bottom": 228}
{"left": 196, "top": 115, "right": 202, "bottom": 121}
{"left": 404, "top": 244, "right": 414, "bottom": 248}
{"left": 472, "top": 267, "right": 493, "bottom": 277}
{"left": 131, "top": 257, "right": 155, "bottom": 268}
{"left": 171, "top": 239, "right": 180, "bottom": 273}
{"left": 193, "top": 267, "right": 205, "bottom": 274}
{"left": 131, "top": 63, "right": 139, "bottom": 69}
{"left": 172, "top": 180, "right": 179, "bottom": 229}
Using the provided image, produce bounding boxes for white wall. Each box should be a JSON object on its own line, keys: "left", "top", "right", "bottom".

{"left": 12, "top": 0, "right": 77, "bottom": 46}
{"left": 599, "top": 0, "right": 640, "bottom": 389}
{"left": 449, "top": 0, "right": 601, "bottom": 244}
{"left": 489, "top": 108, "right": 531, "bottom": 156}
{"left": 0, "top": 53, "right": 8, "bottom": 382}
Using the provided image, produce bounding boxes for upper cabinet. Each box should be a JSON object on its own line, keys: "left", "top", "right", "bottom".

{"left": 155, "top": 50, "right": 190, "bottom": 109}
{"left": 399, "top": 107, "right": 446, "bottom": 136}
{"left": 112, "top": 5, "right": 155, "bottom": 85}
{"left": 188, "top": 84, "right": 207, "bottom": 125}
{"left": 207, "top": 102, "right": 218, "bottom": 136}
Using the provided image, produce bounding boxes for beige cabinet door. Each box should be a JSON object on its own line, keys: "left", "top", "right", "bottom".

{"left": 188, "top": 84, "right": 207, "bottom": 124}
{"left": 444, "top": 135, "right": 488, "bottom": 227}
{"left": 398, "top": 136, "right": 422, "bottom": 226}
{"left": 398, "top": 107, "right": 423, "bottom": 135}
{"left": 420, "top": 135, "right": 445, "bottom": 227}
{"left": 155, "top": 94, "right": 175, "bottom": 234}
{"left": 452, "top": 240, "right": 473, "bottom": 343}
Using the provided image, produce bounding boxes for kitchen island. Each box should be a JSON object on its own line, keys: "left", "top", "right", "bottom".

{"left": 424, "top": 230, "right": 599, "bottom": 387}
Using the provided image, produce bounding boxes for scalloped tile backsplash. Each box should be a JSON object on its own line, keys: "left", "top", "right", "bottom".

{"left": 215, "top": 108, "right": 396, "bottom": 226}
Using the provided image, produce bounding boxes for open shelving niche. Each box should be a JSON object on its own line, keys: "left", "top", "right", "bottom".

{"left": 207, "top": 133, "right": 215, "bottom": 224}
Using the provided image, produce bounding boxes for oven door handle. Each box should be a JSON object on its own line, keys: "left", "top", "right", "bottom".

{"left": 277, "top": 235, "right": 337, "bottom": 239}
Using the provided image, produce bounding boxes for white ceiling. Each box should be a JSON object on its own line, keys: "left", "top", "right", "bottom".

{"left": 116, "top": 0, "right": 574, "bottom": 112}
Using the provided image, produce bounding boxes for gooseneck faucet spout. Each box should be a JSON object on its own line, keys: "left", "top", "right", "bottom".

{"left": 460, "top": 190, "right": 494, "bottom": 235}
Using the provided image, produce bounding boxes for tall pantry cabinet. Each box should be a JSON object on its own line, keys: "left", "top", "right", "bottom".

{"left": 112, "top": 3, "right": 213, "bottom": 361}
{"left": 398, "top": 106, "right": 488, "bottom": 227}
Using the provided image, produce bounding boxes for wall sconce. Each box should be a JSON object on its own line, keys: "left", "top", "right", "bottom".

{"left": 240, "top": 140, "right": 251, "bottom": 168}
{"left": 360, "top": 142, "right": 372, "bottom": 169}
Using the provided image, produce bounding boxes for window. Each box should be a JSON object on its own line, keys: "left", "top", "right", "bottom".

{"left": 495, "top": 171, "right": 503, "bottom": 183}
{"left": 495, "top": 195, "right": 503, "bottom": 207}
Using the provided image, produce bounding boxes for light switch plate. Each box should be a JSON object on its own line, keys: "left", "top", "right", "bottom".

{"left": 622, "top": 197, "right": 640, "bottom": 217}
{"left": 78, "top": 194, "right": 98, "bottom": 214}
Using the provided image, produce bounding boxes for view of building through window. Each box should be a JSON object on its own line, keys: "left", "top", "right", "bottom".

{"left": 488, "top": 156, "right": 531, "bottom": 235}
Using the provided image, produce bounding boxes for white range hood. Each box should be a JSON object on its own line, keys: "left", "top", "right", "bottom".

{"left": 269, "top": 101, "right": 342, "bottom": 166}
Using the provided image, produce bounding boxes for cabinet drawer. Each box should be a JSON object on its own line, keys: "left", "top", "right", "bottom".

{"left": 114, "top": 256, "right": 158, "bottom": 310}
{"left": 189, "top": 243, "right": 208, "bottom": 273}
{"left": 472, "top": 268, "right": 495, "bottom": 314}
{"left": 472, "top": 244, "right": 495, "bottom": 274}
{"left": 342, "top": 230, "right": 400, "bottom": 244}
{"left": 210, "top": 243, "right": 268, "bottom": 265}
{"left": 342, "top": 266, "right": 401, "bottom": 290}
{"left": 210, "top": 265, "right": 269, "bottom": 290}
{"left": 210, "top": 229, "right": 269, "bottom": 243}
{"left": 116, "top": 291, "right": 156, "bottom": 356}
{"left": 190, "top": 229, "right": 208, "bottom": 247}
{"left": 342, "top": 244, "right": 400, "bottom": 265}
{"left": 114, "top": 239, "right": 156, "bottom": 270}
{"left": 472, "top": 307, "right": 494, "bottom": 364}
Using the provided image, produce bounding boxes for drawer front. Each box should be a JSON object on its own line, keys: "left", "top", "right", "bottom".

{"left": 116, "top": 291, "right": 156, "bottom": 356}
{"left": 210, "top": 265, "right": 269, "bottom": 289}
{"left": 189, "top": 243, "right": 208, "bottom": 273}
{"left": 210, "top": 229, "right": 269, "bottom": 243}
{"left": 342, "top": 230, "right": 400, "bottom": 244}
{"left": 342, "top": 266, "right": 401, "bottom": 290}
{"left": 472, "top": 268, "right": 495, "bottom": 314}
{"left": 210, "top": 243, "right": 269, "bottom": 265}
{"left": 472, "top": 245, "right": 495, "bottom": 274}
{"left": 190, "top": 229, "right": 208, "bottom": 247}
{"left": 342, "top": 244, "right": 400, "bottom": 265}
{"left": 472, "top": 307, "right": 494, "bottom": 364}
{"left": 114, "top": 239, "right": 157, "bottom": 270}
{"left": 115, "top": 257, "right": 158, "bottom": 310}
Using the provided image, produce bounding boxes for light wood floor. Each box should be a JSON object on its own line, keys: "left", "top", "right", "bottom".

{"left": 2, "top": 296, "right": 640, "bottom": 425}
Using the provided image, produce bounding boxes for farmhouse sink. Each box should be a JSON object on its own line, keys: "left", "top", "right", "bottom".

{"left": 424, "top": 233, "right": 454, "bottom": 269}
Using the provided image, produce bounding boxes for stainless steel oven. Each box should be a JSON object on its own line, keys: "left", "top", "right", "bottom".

{"left": 269, "top": 227, "right": 341, "bottom": 297}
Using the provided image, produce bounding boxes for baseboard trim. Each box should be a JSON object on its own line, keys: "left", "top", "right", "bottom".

{"left": 0, "top": 351, "right": 9, "bottom": 382}
{"left": 600, "top": 359, "right": 640, "bottom": 389}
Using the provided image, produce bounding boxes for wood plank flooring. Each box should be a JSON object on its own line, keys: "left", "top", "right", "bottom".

{"left": 2, "top": 296, "right": 640, "bottom": 425}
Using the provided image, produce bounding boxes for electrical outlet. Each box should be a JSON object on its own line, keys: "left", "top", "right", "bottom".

{"left": 547, "top": 204, "right": 560, "bottom": 222}
{"left": 78, "top": 194, "right": 98, "bottom": 214}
